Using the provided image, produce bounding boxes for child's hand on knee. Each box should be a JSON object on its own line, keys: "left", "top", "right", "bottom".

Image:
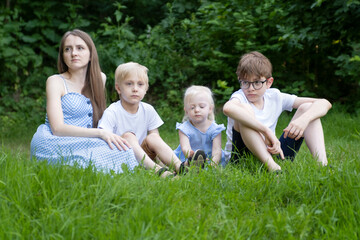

{"left": 263, "top": 131, "right": 284, "bottom": 159}
{"left": 267, "top": 141, "right": 285, "bottom": 160}
{"left": 284, "top": 118, "right": 309, "bottom": 140}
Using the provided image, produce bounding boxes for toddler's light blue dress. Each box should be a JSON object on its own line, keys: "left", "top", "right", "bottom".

{"left": 173, "top": 120, "right": 227, "bottom": 167}
{"left": 30, "top": 76, "right": 139, "bottom": 173}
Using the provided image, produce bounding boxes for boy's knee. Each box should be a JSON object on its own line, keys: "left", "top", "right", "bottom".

{"left": 122, "top": 132, "right": 136, "bottom": 141}
{"left": 145, "top": 132, "right": 162, "bottom": 142}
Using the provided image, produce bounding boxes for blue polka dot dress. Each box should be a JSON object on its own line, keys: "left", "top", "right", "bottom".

{"left": 30, "top": 77, "right": 139, "bottom": 174}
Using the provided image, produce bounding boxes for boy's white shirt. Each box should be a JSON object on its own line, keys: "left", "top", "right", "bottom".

{"left": 98, "top": 100, "right": 164, "bottom": 144}
{"left": 224, "top": 88, "right": 297, "bottom": 161}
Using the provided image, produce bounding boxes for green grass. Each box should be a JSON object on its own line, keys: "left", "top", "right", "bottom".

{"left": 1, "top": 106, "right": 359, "bottom": 239}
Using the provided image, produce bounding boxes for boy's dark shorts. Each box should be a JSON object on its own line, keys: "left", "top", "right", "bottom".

{"left": 230, "top": 128, "right": 304, "bottom": 164}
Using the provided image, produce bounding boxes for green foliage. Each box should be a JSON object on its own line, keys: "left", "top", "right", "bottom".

{"left": 274, "top": 0, "right": 360, "bottom": 108}
{"left": 0, "top": 0, "right": 91, "bottom": 125}
{"left": 96, "top": 0, "right": 360, "bottom": 110}
{"left": 1, "top": 0, "right": 360, "bottom": 124}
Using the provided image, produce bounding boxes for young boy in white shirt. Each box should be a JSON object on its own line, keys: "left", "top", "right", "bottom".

{"left": 223, "top": 51, "right": 332, "bottom": 172}
{"left": 98, "top": 62, "right": 205, "bottom": 177}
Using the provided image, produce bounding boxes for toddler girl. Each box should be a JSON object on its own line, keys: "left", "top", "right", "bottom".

{"left": 174, "top": 85, "right": 226, "bottom": 167}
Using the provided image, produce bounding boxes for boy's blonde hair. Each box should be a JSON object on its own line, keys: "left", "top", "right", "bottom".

{"left": 115, "top": 62, "right": 149, "bottom": 89}
{"left": 183, "top": 85, "right": 215, "bottom": 122}
{"left": 236, "top": 51, "right": 272, "bottom": 80}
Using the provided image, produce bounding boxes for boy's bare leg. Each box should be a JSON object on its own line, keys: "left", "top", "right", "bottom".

{"left": 291, "top": 103, "right": 328, "bottom": 166}
{"left": 153, "top": 156, "right": 167, "bottom": 168}
{"left": 122, "top": 132, "right": 173, "bottom": 176}
{"left": 234, "top": 121, "right": 281, "bottom": 172}
{"left": 144, "top": 132, "right": 184, "bottom": 172}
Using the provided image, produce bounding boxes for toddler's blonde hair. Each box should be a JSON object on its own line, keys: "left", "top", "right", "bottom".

{"left": 183, "top": 85, "right": 215, "bottom": 122}
{"left": 115, "top": 62, "right": 149, "bottom": 89}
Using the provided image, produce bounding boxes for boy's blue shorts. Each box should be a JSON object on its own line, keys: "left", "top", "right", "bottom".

{"left": 230, "top": 128, "right": 304, "bottom": 164}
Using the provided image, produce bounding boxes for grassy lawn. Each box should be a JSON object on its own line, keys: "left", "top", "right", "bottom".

{"left": 1, "top": 106, "right": 359, "bottom": 239}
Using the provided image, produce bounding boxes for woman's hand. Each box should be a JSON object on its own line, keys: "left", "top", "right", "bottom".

{"left": 99, "top": 129, "right": 132, "bottom": 150}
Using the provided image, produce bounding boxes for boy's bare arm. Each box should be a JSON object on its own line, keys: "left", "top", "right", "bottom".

{"left": 284, "top": 97, "right": 332, "bottom": 139}
{"left": 223, "top": 99, "right": 269, "bottom": 135}
{"left": 223, "top": 99, "right": 284, "bottom": 159}
{"left": 293, "top": 97, "right": 332, "bottom": 120}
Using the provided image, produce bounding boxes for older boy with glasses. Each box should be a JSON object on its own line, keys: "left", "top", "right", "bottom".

{"left": 223, "top": 51, "right": 332, "bottom": 172}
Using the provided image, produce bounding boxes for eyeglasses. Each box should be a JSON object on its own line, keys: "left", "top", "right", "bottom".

{"left": 239, "top": 78, "right": 270, "bottom": 90}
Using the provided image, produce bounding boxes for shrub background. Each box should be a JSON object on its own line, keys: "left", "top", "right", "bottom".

{"left": 1, "top": 0, "right": 359, "bottom": 130}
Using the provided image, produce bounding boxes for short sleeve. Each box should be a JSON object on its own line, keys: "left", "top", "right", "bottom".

{"left": 176, "top": 121, "right": 190, "bottom": 138}
{"left": 230, "top": 89, "right": 248, "bottom": 104}
{"left": 143, "top": 103, "right": 164, "bottom": 131}
{"left": 280, "top": 92, "right": 297, "bottom": 112}
{"left": 210, "top": 123, "right": 226, "bottom": 140}
{"left": 98, "top": 106, "right": 116, "bottom": 132}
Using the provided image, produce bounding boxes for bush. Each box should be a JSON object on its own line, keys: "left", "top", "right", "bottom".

{"left": 1, "top": 0, "right": 359, "bottom": 126}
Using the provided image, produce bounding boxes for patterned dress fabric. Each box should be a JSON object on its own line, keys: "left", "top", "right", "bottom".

{"left": 30, "top": 91, "right": 139, "bottom": 173}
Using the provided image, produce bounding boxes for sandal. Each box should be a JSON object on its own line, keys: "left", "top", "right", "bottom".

{"left": 189, "top": 149, "right": 206, "bottom": 168}
{"left": 178, "top": 149, "right": 206, "bottom": 174}
{"left": 179, "top": 162, "right": 187, "bottom": 175}
{"left": 156, "top": 167, "right": 176, "bottom": 178}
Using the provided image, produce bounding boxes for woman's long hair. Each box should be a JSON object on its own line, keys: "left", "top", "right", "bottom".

{"left": 57, "top": 29, "right": 106, "bottom": 127}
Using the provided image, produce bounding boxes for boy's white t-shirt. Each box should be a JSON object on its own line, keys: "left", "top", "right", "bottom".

{"left": 98, "top": 100, "right": 164, "bottom": 144}
{"left": 224, "top": 88, "right": 297, "bottom": 161}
